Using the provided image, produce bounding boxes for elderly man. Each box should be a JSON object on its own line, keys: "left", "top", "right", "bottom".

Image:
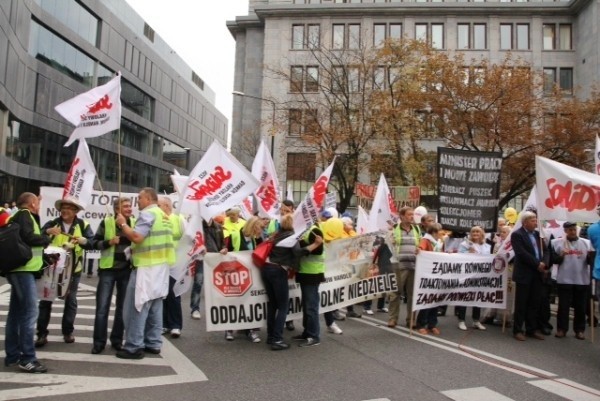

{"left": 511, "top": 211, "right": 549, "bottom": 341}
{"left": 36, "top": 198, "right": 95, "bottom": 347}
{"left": 115, "top": 188, "right": 174, "bottom": 359}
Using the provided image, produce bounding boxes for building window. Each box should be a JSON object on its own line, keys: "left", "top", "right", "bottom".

{"left": 373, "top": 23, "right": 402, "bottom": 47}
{"left": 34, "top": 0, "right": 99, "bottom": 46}
{"left": 373, "top": 66, "right": 386, "bottom": 90}
{"left": 292, "top": 24, "right": 320, "bottom": 50}
{"left": 500, "top": 24, "right": 512, "bottom": 50}
{"left": 143, "top": 23, "right": 155, "bottom": 43}
{"left": 287, "top": 153, "right": 316, "bottom": 181}
{"left": 121, "top": 79, "right": 154, "bottom": 121}
{"left": 290, "top": 66, "right": 319, "bottom": 93}
{"left": 415, "top": 23, "right": 444, "bottom": 49}
{"left": 288, "top": 109, "right": 318, "bottom": 136}
{"left": 559, "top": 68, "right": 573, "bottom": 95}
{"left": 559, "top": 24, "right": 572, "bottom": 50}
{"left": 332, "top": 23, "right": 361, "bottom": 50}
{"left": 473, "top": 24, "right": 486, "bottom": 49}
{"left": 516, "top": 24, "right": 529, "bottom": 50}
{"left": 500, "top": 23, "right": 529, "bottom": 50}
{"left": 348, "top": 67, "right": 360, "bottom": 92}
{"left": 191, "top": 71, "right": 204, "bottom": 90}
{"left": 543, "top": 24, "right": 572, "bottom": 50}
{"left": 543, "top": 24, "right": 555, "bottom": 50}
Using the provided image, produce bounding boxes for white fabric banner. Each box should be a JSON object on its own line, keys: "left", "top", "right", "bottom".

{"left": 356, "top": 205, "right": 370, "bottom": 235}
{"left": 367, "top": 173, "right": 397, "bottom": 233}
{"left": 61, "top": 139, "right": 97, "bottom": 209}
{"left": 413, "top": 251, "right": 507, "bottom": 312}
{"left": 251, "top": 141, "right": 281, "bottom": 219}
{"left": 595, "top": 135, "right": 600, "bottom": 175}
{"left": 55, "top": 73, "right": 122, "bottom": 147}
{"left": 179, "top": 140, "right": 260, "bottom": 220}
{"left": 536, "top": 156, "right": 600, "bottom": 223}
{"left": 173, "top": 212, "right": 206, "bottom": 297}
{"left": 203, "top": 232, "right": 398, "bottom": 331}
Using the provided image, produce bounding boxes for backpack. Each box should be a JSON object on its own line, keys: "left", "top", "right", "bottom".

{"left": 0, "top": 221, "right": 33, "bottom": 275}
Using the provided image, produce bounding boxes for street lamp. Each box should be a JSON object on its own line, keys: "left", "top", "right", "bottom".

{"left": 232, "top": 90, "right": 276, "bottom": 155}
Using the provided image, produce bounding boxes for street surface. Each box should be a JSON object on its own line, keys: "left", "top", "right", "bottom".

{"left": 1, "top": 276, "right": 600, "bottom": 401}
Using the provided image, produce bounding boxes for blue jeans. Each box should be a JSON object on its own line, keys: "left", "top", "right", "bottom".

{"left": 300, "top": 283, "right": 320, "bottom": 340}
{"left": 5, "top": 273, "right": 39, "bottom": 365}
{"left": 37, "top": 272, "right": 81, "bottom": 337}
{"left": 190, "top": 260, "right": 204, "bottom": 313}
{"left": 122, "top": 269, "right": 163, "bottom": 352}
{"left": 163, "top": 276, "right": 182, "bottom": 330}
{"left": 93, "top": 268, "right": 130, "bottom": 348}
{"left": 260, "top": 265, "right": 289, "bottom": 343}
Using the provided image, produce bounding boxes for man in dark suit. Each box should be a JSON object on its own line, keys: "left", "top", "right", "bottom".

{"left": 511, "top": 211, "right": 550, "bottom": 341}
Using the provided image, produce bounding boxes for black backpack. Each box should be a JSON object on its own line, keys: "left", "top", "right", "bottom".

{"left": 0, "top": 221, "right": 33, "bottom": 275}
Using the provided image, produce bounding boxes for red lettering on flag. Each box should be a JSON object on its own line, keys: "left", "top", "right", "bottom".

{"left": 87, "top": 95, "right": 113, "bottom": 114}
{"left": 544, "top": 178, "right": 600, "bottom": 212}
{"left": 63, "top": 157, "right": 80, "bottom": 198}
{"left": 257, "top": 179, "right": 277, "bottom": 212}
{"left": 186, "top": 166, "right": 232, "bottom": 201}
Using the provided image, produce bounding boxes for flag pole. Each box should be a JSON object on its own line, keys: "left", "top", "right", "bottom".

{"left": 117, "top": 128, "right": 122, "bottom": 209}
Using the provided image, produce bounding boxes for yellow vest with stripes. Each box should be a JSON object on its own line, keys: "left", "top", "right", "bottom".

{"left": 48, "top": 219, "right": 89, "bottom": 273}
{"left": 11, "top": 210, "right": 44, "bottom": 273}
{"left": 99, "top": 215, "right": 136, "bottom": 269}
{"left": 299, "top": 225, "right": 325, "bottom": 275}
{"left": 132, "top": 206, "right": 175, "bottom": 268}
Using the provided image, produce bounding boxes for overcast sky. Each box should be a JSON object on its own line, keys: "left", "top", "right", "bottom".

{"left": 125, "top": 0, "right": 249, "bottom": 137}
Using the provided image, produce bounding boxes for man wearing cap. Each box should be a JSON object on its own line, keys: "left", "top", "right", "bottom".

{"left": 551, "top": 222, "right": 593, "bottom": 340}
{"left": 36, "top": 198, "right": 95, "bottom": 347}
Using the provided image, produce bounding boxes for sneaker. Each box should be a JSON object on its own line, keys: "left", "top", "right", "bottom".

{"left": 458, "top": 321, "right": 467, "bottom": 331}
{"left": 417, "top": 328, "right": 428, "bottom": 335}
{"left": 116, "top": 349, "right": 144, "bottom": 359}
{"left": 291, "top": 334, "right": 307, "bottom": 341}
{"left": 364, "top": 309, "right": 374, "bottom": 315}
{"left": 299, "top": 337, "right": 321, "bottom": 347}
{"left": 430, "top": 327, "right": 441, "bottom": 335}
{"left": 170, "top": 328, "right": 181, "bottom": 338}
{"left": 225, "top": 330, "right": 234, "bottom": 341}
{"left": 377, "top": 307, "right": 389, "bottom": 313}
{"left": 327, "top": 322, "right": 343, "bottom": 335}
{"left": 472, "top": 321, "right": 486, "bottom": 331}
{"left": 347, "top": 311, "right": 362, "bottom": 318}
{"left": 143, "top": 347, "right": 161, "bottom": 354}
{"left": 248, "top": 331, "right": 261, "bottom": 343}
{"left": 35, "top": 336, "right": 48, "bottom": 348}
{"left": 191, "top": 310, "right": 201, "bottom": 320}
{"left": 4, "top": 359, "right": 19, "bottom": 367}
{"left": 332, "top": 310, "right": 346, "bottom": 321}
{"left": 18, "top": 360, "right": 47, "bottom": 374}
{"left": 271, "top": 341, "right": 290, "bottom": 351}
{"left": 63, "top": 334, "right": 75, "bottom": 343}
{"left": 162, "top": 328, "right": 170, "bottom": 335}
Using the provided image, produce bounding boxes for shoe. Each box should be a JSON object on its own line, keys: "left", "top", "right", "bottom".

{"left": 575, "top": 332, "right": 585, "bottom": 340}
{"left": 417, "top": 328, "right": 428, "bottom": 335}
{"left": 35, "top": 336, "right": 48, "bottom": 348}
{"left": 514, "top": 332, "right": 526, "bottom": 341}
{"left": 327, "top": 322, "right": 343, "bottom": 334}
{"left": 540, "top": 327, "right": 552, "bottom": 336}
{"left": 225, "top": 331, "right": 234, "bottom": 341}
{"left": 285, "top": 321, "right": 295, "bottom": 331}
{"left": 555, "top": 330, "right": 566, "bottom": 338}
{"left": 430, "top": 327, "right": 441, "bottom": 335}
{"left": 248, "top": 331, "right": 261, "bottom": 343}
{"left": 116, "top": 349, "right": 144, "bottom": 359}
{"left": 299, "top": 338, "right": 321, "bottom": 347}
{"left": 347, "top": 311, "right": 362, "bottom": 318}
{"left": 364, "top": 309, "right": 374, "bottom": 315}
{"left": 472, "top": 321, "right": 486, "bottom": 331}
{"left": 111, "top": 343, "right": 123, "bottom": 351}
{"left": 377, "top": 307, "right": 389, "bottom": 313}
{"left": 91, "top": 345, "right": 104, "bottom": 354}
{"left": 291, "top": 334, "right": 307, "bottom": 341}
{"left": 18, "top": 360, "right": 47, "bottom": 374}
{"left": 4, "top": 359, "right": 19, "bottom": 367}
{"left": 271, "top": 341, "right": 290, "bottom": 351}
{"left": 527, "top": 331, "right": 545, "bottom": 340}
{"left": 63, "top": 334, "right": 75, "bottom": 343}
{"left": 458, "top": 321, "right": 467, "bottom": 331}
{"left": 143, "top": 347, "right": 161, "bottom": 354}
{"left": 162, "top": 328, "right": 170, "bottom": 335}
{"left": 170, "top": 328, "right": 181, "bottom": 338}
{"left": 332, "top": 310, "right": 346, "bottom": 321}
{"left": 191, "top": 310, "right": 201, "bottom": 320}
{"left": 387, "top": 319, "right": 397, "bottom": 328}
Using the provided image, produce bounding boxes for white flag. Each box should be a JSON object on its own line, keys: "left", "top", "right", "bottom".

{"left": 238, "top": 196, "right": 254, "bottom": 220}
{"left": 56, "top": 73, "right": 122, "bottom": 147}
{"left": 61, "top": 139, "right": 97, "bottom": 209}
{"left": 179, "top": 140, "right": 260, "bottom": 221}
{"left": 356, "top": 205, "right": 370, "bottom": 235}
{"left": 172, "top": 213, "right": 206, "bottom": 297}
{"left": 251, "top": 141, "right": 281, "bottom": 219}
{"left": 287, "top": 183, "right": 294, "bottom": 203}
{"left": 171, "top": 171, "right": 188, "bottom": 195}
{"left": 595, "top": 135, "right": 600, "bottom": 175}
{"left": 367, "top": 174, "right": 397, "bottom": 232}
{"left": 278, "top": 159, "right": 336, "bottom": 247}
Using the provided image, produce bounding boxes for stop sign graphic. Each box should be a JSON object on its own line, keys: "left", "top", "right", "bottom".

{"left": 213, "top": 260, "right": 252, "bottom": 297}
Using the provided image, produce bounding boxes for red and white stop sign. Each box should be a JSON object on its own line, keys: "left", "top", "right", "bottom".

{"left": 213, "top": 260, "right": 252, "bottom": 297}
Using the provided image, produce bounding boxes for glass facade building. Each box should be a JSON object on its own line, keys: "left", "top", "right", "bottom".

{"left": 0, "top": 0, "right": 227, "bottom": 201}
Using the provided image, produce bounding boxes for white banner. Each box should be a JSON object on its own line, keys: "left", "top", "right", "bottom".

{"left": 413, "top": 251, "right": 507, "bottom": 312}
{"left": 535, "top": 156, "right": 600, "bottom": 223}
{"left": 172, "top": 212, "right": 206, "bottom": 297}
{"left": 61, "top": 139, "right": 97, "bottom": 209}
{"left": 368, "top": 173, "right": 397, "bottom": 233}
{"left": 203, "top": 232, "right": 397, "bottom": 331}
{"left": 179, "top": 140, "right": 260, "bottom": 220}
{"left": 56, "top": 73, "right": 122, "bottom": 147}
{"left": 356, "top": 205, "right": 369, "bottom": 235}
{"left": 251, "top": 141, "right": 281, "bottom": 219}
{"left": 595, "top": 135, "right": 600, "bottom": 175}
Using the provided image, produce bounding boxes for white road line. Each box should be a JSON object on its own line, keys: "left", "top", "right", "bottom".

{"left": 441, "top": 387, "right": 516, "bottom": 401}
{"left": 362, "top": 399, "right": 391, "bottom": 401}
{"left": 358, "top": 316, "right": 553, "bottom": 379}
{"left": 528, "top": 378, "right": 600, "bottom": 401}
{"left": 34, "top": 351, "right": 171, "bottom": 366}
{"left": 0, "top": 323, "right": 94, "bottom": 332}
{"left": 0, "top": 311, "right": 112, "bottom": 320}
{"left": 0, "top": 335, "right": 93, "bottom": 344}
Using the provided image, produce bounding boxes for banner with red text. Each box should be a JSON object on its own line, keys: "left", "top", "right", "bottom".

{"left": 251, "top": 140, "right": 281, "bottom": 219}
{"left": 203, "top": 232, "right": 397, "bottom": 331}
{"left": 413, "top": 251, "right": 507, "bottom": 312}
{"left": 56, "top": 73, "right": 122, "bottom": 147}
{"left": 61, "top": 139, "right": 97, "bottom": 209}
{"left": 179, "top": 140, "right": 260, "bottom": 220}
{"left": 536, "top": 156, "right": 600, "bottom": 223}
{"left": 173, "top": 212, "right": 206, "bottom": 297}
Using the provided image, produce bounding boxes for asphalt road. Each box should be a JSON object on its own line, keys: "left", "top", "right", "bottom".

{"left": 1, "top": 276, "right": 600, "bottom": 401}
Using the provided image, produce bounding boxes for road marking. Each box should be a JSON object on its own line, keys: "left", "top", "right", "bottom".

{"left": 362, "top": 399, "right": 391, "bottom": 401}
{"left": 528, "top": 378, "right": 600, "bottom": 401}
{"left": 441, "top": 387, "right": 516, "bottom": 401}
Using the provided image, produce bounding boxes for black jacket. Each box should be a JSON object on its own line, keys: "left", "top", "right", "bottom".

{"left": 12, "top": 209, "right": 50, "bottom": 248}
{"left": 511, "top": 227, "right": 549, "bottom": 284}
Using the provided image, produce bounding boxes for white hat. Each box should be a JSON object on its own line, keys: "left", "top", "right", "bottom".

{"left": 55, "top": 198, "right": 84, "bottom": 212}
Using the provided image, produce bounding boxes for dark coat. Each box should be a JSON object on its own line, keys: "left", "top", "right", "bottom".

{"left": 511, "top": 227, "right": 549, "bottom": 284}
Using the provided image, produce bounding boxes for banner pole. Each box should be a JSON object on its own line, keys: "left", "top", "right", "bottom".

{"left": 591, "top": 280, "right": 595, "bottom": 343}
{"left": 117, "top": 128, "right": 122, "bottom": 212}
